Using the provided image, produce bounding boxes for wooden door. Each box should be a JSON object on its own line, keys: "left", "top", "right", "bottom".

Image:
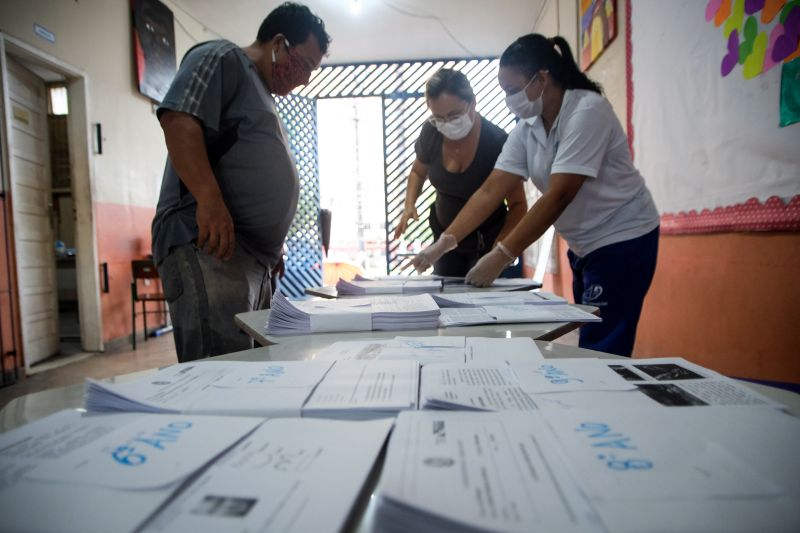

{"left": 6, "top": 58, "right": 59, "bottom": 366}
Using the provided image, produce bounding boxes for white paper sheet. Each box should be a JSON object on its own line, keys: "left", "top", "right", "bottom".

{"left": 0, "top": 410, "right": 261, "bottom": 533}
{"left": 420, "top": 362, "right": 537, "bottom": 411}
{"left": 302, "top": 360, "right": 419, "bottom": 419}
{"left": 432, "top": 290, "right": 565, "bottom": 308}
{"left": 466, "top": 337, "right": 546, "bottom": 365}
{"left": 141, "top": 418, "right": 394, "bottom": 533}
{"left": 538, "top": 407, "right": 780, "bottom": 501}
{"left": 376, "top": 411, "right": 604, "bottom": 533}
{"left": 85, "top": 360, "right": 333, "bottom": 417}
{"left": 512, "top": 358, "right": 637, "bottom": 394}
{"left": 313, "top": 336, "right": 466, "bottom": 364}
{"left": 26, "top": 415, "right": 262, "bottom": 489}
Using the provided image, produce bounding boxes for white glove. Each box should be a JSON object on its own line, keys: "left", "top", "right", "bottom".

{"left": 410, "top": 234, "right": 458, "bottom": 272}
{"left": 464, "top": 242, "right": 516, "bottom": 287}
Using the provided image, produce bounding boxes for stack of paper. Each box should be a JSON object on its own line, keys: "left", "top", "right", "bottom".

{"left": 537, "top": 406, "right": 800, "bottom": 532}
{"left": 84, "top": 360, "right": 333, "bottom": 417}
{"left": 302, "top": 360, "right": 420, "bottom": 420}
{"left": 419, "top": 362, "right": 538, "bottom": 411}
{"left": 312, "top": 336, "right": 546, "bottom": 367}
{"left": 439, "top": 303, "right": 600, "bottom": 327}
{"left": 336, "top": 277, "right": 442, "bottom": 295}
{"left": 511, "top": 358, "right": 638, "bottom": 395}
{"left": 531, "top": 357, "right": 784, "bottom": 410}
{"left": 140, "top": 418, "right": 393, "bottom": 533}
{"left": 313, "top": 336, "right": 467, "bottom": 364}
{"left": 375, "top": 411, "right": 604, "bottom": 533}
{"left": 0, "top": 410, "right": 262, "bottom": 533}
{"left": 432, "top": 290, "right": 566, "bottom": 308}
{"left": 267, "top": 292, "right": 440, "bottom": 334}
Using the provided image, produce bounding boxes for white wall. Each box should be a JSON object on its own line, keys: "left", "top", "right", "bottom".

{"left": 0, "top": 0, "right": 210, "bottom": 209}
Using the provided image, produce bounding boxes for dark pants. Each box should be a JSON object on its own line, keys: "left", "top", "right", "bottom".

{"left": 568, "top": 227, "right": 659, "bottom": 357}
{"left": 158, "top": 243, "right": 271, "bottom": 362}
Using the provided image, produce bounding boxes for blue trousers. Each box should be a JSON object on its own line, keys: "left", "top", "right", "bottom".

{"left": 567, "top": 227, "right": 659, "bottom": 357}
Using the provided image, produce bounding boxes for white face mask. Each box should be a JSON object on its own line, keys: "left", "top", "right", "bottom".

{"left": 505, "top": 75, "right": 544, "bottom": 119}
{"left": 432, "top": 111, "right": 474, "bottom": 140}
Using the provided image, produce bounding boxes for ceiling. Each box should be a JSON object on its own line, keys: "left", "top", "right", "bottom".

{"left": 169, "top": 0, "right": 544, "bottom": 64}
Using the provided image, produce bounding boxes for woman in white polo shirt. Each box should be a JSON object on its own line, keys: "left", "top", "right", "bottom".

{"left": 410, "top": 33, "right": 660, "bottom": 356}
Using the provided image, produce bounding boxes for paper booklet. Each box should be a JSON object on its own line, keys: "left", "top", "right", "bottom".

{"left": 140, "top": 417, "right": 394, "bottom": 533}
{"left": 0, "top": 409, "right": 262, "bottom": 533}
{"left": 432, "top": 290, "right": 566, "bottom": 308}
{"left": 531, "top": 357, "right": 787, "bottom": 411}
{"left": 438, "top": 303, "right": 600, "bottom": 327}
{"left": 536, "top": 405, "right": 800, "bottom": 533}
{"left": 85, "top": 360, "right": 334, "bottom": 417}
{"left": 312, "top": 336, "right": 545, "bottom": 367}
{"left": 375, "top": 411, "right": 605, "bottom": 533}
{"left": 302, "top": 359, "right": 420, "bottom": 420}
{"left": 336, "top": 277, "right": 442, "bottom": 296}
{"left": 419, "top": 362, "right": 538, "bottom": 411}
{"left": 267, "top": 292, "right": 440, "bottom": 334}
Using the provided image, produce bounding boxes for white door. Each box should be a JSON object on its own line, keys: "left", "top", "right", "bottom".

{"left": 6, "top": 57, "right": 59, "bottom": 366}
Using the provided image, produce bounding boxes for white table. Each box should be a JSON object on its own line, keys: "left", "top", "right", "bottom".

{"left": 1, "top": 342, "right": 798, "bottom": 533}
{"left": 234, "top": 304, "right": 600, "bottom": 352}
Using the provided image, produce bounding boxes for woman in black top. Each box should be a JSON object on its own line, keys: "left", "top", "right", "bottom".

{"left": 394, "top": 69, "right": 527, "bottom": 276}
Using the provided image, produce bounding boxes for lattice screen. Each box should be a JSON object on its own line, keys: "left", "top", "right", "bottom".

{"left": 274, "top": 94, "right": 322, "bottom": 297}
{"left": 276, "top": 58, "right": 515, "bottom": 289}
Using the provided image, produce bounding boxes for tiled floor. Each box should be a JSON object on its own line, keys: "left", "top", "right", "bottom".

{"left": 0, "top": 334, "right": 178, "bottom": 411}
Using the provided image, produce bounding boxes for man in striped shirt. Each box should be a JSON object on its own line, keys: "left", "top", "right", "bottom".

{"left": 151, "top": 2, "right": 330, "bottom": 362}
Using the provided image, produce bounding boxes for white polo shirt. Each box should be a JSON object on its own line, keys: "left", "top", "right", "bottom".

{"left": 494, "top": 89, "right": 660, "bottom": 257}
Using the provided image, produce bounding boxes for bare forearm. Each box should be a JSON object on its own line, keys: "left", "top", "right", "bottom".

{"left": 501, "top": 191, "right": 570, "bottom": 256}
{"left": 496, "top": 191, "right": 527, "bottom": 242}
{"left": 161, "top": 112, "right": 221, "bottom": 203}
{"left": 403, "top": 170, "right": 425, "bottom": 210}
{"left": 446, "top": 171, "right": 519, "bottom": 242}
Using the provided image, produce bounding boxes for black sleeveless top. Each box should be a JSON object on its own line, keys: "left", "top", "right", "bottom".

{"left": 414, "top": 116, "right": 509, "bottom": 253}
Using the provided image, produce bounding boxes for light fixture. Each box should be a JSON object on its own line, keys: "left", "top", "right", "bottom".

{"left": 349, "top": 0, "right": 361, "bottom": 15}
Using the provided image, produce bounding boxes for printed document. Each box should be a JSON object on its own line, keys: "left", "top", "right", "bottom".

{"left": 419, "top": 362, "right": 537, "bottom": 411}
{"left": 141, "top": 418, "right": 393, "bottom": 533}
{"left": 376, "top": 411, "right": 604, "bottom": 533}
{"left": 0, "top": 410, "right": 261, "bottom": 533}
{"left": 303, "top": 360, "right": 420, "bottom": 420}
{"left": 85, "top": 360, "right": 333, "bottom": 417}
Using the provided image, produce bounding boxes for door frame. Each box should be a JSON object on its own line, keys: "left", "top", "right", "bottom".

{"left": 0, "top": 33, "right": 103, "bottom": 357}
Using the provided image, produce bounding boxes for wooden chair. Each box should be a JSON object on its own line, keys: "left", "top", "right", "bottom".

{"left": 131, "top": 259, "right": 167, "bottom": 349}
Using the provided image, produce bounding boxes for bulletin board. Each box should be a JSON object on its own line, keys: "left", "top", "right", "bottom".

{"left": 630, "top": 0, "right": 800, "bottom": 233}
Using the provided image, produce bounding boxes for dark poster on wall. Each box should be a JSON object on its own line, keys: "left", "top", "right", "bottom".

{"left": 131, "top": 0, "right": 176, "bottom": 102}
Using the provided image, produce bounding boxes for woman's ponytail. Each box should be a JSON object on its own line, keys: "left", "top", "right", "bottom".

{"left": 500, "top": 33, "right": 602, "bottom": 95}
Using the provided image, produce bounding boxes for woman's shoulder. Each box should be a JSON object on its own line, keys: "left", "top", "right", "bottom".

{"left": 418, "top": 120, "right": 442, "bottom": 145}
{"left": 566, "top": 89, "right": 613, "bottom": 116}
{"left": 479, "top": 116, "right": 509, "bottom": 144}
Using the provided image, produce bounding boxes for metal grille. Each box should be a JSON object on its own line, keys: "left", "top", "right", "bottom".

{"left": 274, "top": 94, "right": 322, "bottom": 297}
{"left": 275, "top": 57, "right": 515, "bottom": 286}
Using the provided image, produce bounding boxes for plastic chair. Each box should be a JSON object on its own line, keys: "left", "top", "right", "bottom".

{"left": 131, "top": 259, "right": 167, "bottom": 349}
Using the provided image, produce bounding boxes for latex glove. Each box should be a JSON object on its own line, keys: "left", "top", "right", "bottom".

{"left": 394, "top": 205, "right": 419, "bottom": 239}
{"left": 410, "top": 234, "right": 458, "bottom": 273}
{"left": 465, "top": 242, "right": 516, "bottom": 287}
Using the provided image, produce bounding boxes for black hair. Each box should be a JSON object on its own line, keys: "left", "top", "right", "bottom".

{"left": 425, "top": 68, "right": 475, "bottom": 103}
{"left": 500, "top": 34, "right": 602, "bottom": 94}
{"left": 256, "top": 2, "right": 331, "bottom": 54}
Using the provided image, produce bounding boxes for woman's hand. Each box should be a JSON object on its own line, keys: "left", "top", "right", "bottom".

{"left": 464, "top": 242, "right": 516, "bottom": 287}
{"left": 410, "top": 233, "right": 458, "bottom": 272}
{"left": 394, "top": 205, "right": 419, "bottom": 239}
